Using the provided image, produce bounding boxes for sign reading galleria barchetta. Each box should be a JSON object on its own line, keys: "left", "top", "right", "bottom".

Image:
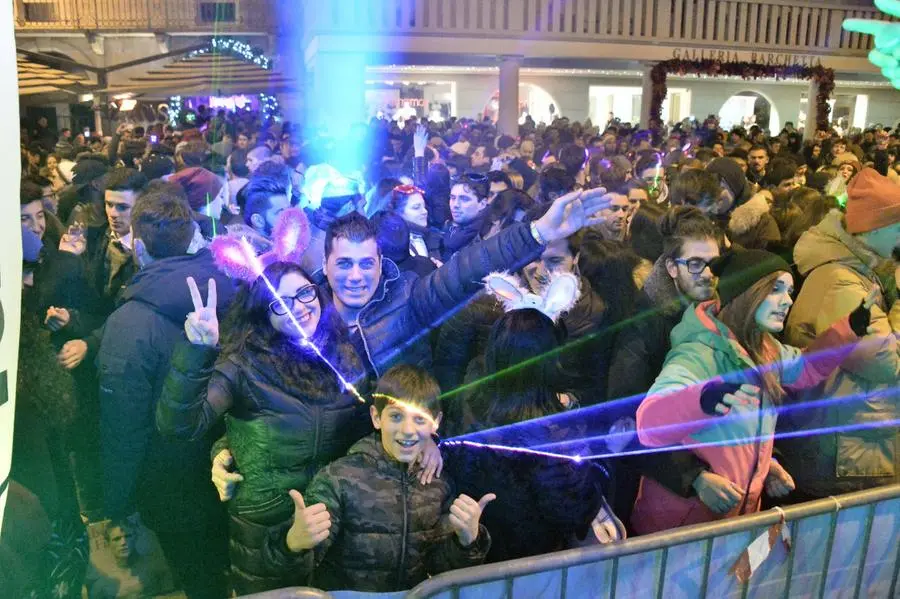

{"left": 672, "top": 48, "right": 824, "bottom": 67}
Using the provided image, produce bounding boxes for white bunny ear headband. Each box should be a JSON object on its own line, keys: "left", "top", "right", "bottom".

{"left": 483, "top": 271, "right": 581, "bottom": 323}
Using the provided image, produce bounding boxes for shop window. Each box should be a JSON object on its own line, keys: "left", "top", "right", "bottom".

{"left": 199, "top": 2, "right": 236, "bottom": 23}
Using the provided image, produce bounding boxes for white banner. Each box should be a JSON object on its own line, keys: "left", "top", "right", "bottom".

{"left": 0, "top": 0, "right": 22, "bottom": 536}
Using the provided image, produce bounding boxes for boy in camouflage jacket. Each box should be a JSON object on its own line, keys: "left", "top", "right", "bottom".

{"left": 263, "top": 365, "right": 492, "bottom": 592}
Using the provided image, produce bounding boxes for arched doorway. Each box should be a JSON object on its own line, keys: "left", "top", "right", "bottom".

{"left": 483, "top": 83, "right": 560, "bottom": 126}
{"left": 718, "top": 91, "right": 781, "bottom": 134}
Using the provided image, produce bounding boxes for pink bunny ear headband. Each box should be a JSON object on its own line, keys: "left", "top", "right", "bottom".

{"left": 483, "top": 271, "right": 581, "bottom": 323}
{"left": 210, "top": 207, "right": 311, "bottom": 282}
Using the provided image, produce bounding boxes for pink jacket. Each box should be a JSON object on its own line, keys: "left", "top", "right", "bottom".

{"left": 631, "top": 301, "right": 857, "bottom": 534}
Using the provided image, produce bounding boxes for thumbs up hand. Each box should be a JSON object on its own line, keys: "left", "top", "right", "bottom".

{"left": 449, "top": 493, "right": 496, "bottom": 547}
{"left": 285, "top": 490, "right": 332, "bottom": 553}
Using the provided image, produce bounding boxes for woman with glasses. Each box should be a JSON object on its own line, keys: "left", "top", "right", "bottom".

{"left": 156, "top": 261, "right": 372, "bottom": 595}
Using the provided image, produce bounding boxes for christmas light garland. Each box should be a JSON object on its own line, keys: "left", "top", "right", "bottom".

{"left": 187, "top": 36, "right": 272, "bottom": 70}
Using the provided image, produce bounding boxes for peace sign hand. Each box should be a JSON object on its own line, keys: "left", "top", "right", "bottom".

{"left": 185, "top": 276, "right": 219, "bottom": 347}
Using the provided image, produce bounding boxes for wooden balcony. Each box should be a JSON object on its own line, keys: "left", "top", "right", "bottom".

{"left": 13, "top": 0, "right": 276, "bottom": 32}
{"left": 301, "top": 0, "right": 895, "bottom": 55}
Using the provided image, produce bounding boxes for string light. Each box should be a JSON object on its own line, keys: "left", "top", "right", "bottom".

{"left": 187, "top": 37, "right": 272, "bottom": 70}
{"left": 259, "top": 92, "right": 280, "bottom": 120}
{"left": 168, "top": 95, "right": 182, "bottom": 125}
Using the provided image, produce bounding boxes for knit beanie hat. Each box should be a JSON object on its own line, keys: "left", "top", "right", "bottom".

{"left": 711, "top": 249, "right": 792, "bottom": 308}
{"left": 845, "top": 167, "right": 900, "bottom": 234}
{"left": 169, "top": 166, "right": 224, "bottom": 211}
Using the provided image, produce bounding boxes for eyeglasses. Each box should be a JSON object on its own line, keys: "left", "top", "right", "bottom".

{"left": 269, "top": 284, "right": 318, "bottom": 316}
{"left": 674, "top": 257, "right": 714, "bottom": 275}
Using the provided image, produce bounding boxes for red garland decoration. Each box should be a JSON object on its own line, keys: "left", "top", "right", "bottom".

{"left": 649, "top": 59, "right": 834, "bottom": 131}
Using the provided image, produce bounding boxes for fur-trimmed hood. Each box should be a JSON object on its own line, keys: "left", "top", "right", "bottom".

{"left": 728, "top": 192, "right": 771, "bottom": 236}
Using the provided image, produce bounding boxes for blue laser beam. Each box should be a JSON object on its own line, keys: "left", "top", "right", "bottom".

{"left": 239, "top": 238, "right": 365, "bottom": 402}
{"left": 449, "top": 337, "right": 886, "bottom": 447}
{"left": 443, "top": 418, "right": 900, "bottom": 463}
{"left": 528, "top": 387, "right": 899, "bottom": 453}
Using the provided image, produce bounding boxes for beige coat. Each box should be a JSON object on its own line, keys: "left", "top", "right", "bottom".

{"left": 783, "top": 210, "right": 900, "bottom": 496}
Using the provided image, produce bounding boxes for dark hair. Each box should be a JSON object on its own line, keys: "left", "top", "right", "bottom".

{"left": 659, "top": 206, "right": 720, "bottom": 261}
{"left": 729, "top": 148, "right": 749, "bottom": 161}
{"left": 872, "top": 150, "right": 891, "bottom": 177}
{"left": 749, "top": 144, "right": 769, "bottom": 156}
{"left": 539, "top": 165, "right": 576, "bottom": 202}
{"left": 425, "top": 163, "right": 451, "bottom": 194}
{"left": 628, "top": 201, "right": 667, "bottom": 262}
{"left": 558, "top": 143, "right": 587, "bottom": 177}
{"left": 140, "top": 155, "right": 175, "bottom": 181}
{"left": 484, "top": 189, "right": 535, "bottom": 235}
{"left": 103, "top": 167, "right": 148, "bottom": 193}
{"left": 455, "top": 172, "right": 489, "bottom": 200}
{"left": 131, "top": 186, "right": 194, "bottom": 259}
{"left": 578, "top": 237, "right": 641, "bottom": 324}
{"left": 20, "top": 180, "right": 43, "bottom": 205}
{"left": 220, "top": 261, "right": 355, "bottom": 388}
{"left": 764, "top": 158, "right": 798, "bottom": 187}
{"left": 470, "top": 309, "right": 566, "bottom": 427}
{"left": 486, "top": 170, "right": 513, "bottom": 189}
{"left": 634, "top": 154, "right": 661, "bottom": 176}
{"left": 243, "top": 176, "right": 288, "bottom": 225}
{"left": 669, "top": 169, "right": 721, "bottom": 211}
{"left": 324, "top": 211, "right": 378, "bottom": 258}
{"left": 374, "top": 364, "right": 441, "bottom": 418}
{"left": 229, "top": 149, "right": 250, "bottom": 178}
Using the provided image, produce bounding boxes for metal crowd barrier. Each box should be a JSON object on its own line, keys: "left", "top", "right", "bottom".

{"left": 241, "top": 484, "right": 900, "bottom": 599}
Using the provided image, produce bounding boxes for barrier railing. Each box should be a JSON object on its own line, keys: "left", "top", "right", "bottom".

{"left": 241, "top": 484, "right": 900, "bottom": 598}
{"left": 301, "top": 0, "right": 893, "bottom": 55}
{"left": 405, "top": 483, "right": 900, "bottom": 599}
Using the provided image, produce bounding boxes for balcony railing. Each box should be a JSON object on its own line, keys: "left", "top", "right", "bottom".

{"left": 301, "top": 0, "right": 895, "bottom": 55}
{"left": 13, "top": 0, "right": 275, "bottom": 32}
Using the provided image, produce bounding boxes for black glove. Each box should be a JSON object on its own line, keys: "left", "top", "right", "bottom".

{"left": 848, "top": 298, "right": 871, "bottom": 337}
{"left": 699, "top": 379, "right": 742, "bottom": 416}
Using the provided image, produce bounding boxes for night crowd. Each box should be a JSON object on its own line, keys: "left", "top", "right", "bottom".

{"left": 5, "top": 106, "right": 900, "bottom": 598}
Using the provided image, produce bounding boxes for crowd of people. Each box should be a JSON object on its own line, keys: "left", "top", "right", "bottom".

{"left": 6, "top": 106, "right": 900, "bottom": 598}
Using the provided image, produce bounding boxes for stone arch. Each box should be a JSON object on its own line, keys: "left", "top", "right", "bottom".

{"left": 718, "top": 88, "right": 781, "bottom": 134}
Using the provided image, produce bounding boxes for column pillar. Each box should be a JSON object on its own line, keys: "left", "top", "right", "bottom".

{"left": 640, "top": 64, "right": 654, "bottom": 129}
{"left": 498, "top": 56, "right": 521, "bottom": 136}
{"left": 804, "top": 78, "right": 820, "bottom": 141}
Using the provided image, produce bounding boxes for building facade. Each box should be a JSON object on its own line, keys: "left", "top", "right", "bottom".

{"left": 15, "top": 0, "right": 900, "bottom": 134}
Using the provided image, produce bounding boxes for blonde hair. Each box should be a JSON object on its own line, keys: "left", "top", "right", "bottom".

{"left": 506, "top": 170, "right": 525, "bottom": 190}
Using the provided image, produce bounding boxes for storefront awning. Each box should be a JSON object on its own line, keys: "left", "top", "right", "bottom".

{"left": 101, "top": 53, "right": 295, "bottom": 97}
{"left": 17, "top": 55, "right": 90, "bottom": 96}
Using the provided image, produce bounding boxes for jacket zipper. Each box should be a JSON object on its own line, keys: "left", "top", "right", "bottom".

{"left": 311, "top": 406, "right": 321, "bottom": 462}
{"left": 397, "top": 469, "right": 409, "bottom": 587}
{"left": 355, "top": 261, "right": 400, "bottom": 379}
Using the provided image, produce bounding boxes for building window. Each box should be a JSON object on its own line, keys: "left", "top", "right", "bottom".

{"left": 199, "top": 2, "right": 236, "bottom": 23}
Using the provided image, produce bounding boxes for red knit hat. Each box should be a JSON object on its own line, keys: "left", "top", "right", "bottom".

{"left": 845, "top": 168, "right": 900, "bottom": 234}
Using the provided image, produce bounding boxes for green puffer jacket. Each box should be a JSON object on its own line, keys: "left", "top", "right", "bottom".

{"left": 263, "top": 434, "right": 491, "bottom": 592}
{"left": 156, "top": 337, "right": 371, "bottom": 594}
{"left": 784, "top": 210, "right": 900, "bottom": 496}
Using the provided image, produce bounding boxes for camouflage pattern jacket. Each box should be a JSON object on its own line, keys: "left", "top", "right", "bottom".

{"left": 262, "top": 434, "right": 490, "bottom": 592}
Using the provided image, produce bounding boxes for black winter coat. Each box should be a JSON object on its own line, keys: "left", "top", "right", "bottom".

{"left": 157, "top": 337, "right": 372, "bottom": 593}
{"left": 97, "top": 249, "right": 236, "bottom": 531}
{"left": 263, "top": 434, "right": 490, "bottom": 592}
{"left": 321, "top": 221, "right": 544, "bottom": 378}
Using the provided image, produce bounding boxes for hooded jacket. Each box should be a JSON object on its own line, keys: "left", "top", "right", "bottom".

{"left": 262, "top": 434, "right": 490, "bottom": 592}
{"left": 783, "top": 211, "right": 900, "bottom": 495}
{"left": 97, "top": 249, "right": 236, "bottom": 531}
{"left": 633, "top": 300, "right": 858, "bottom": 534}
{"left": 727, "top": 192, "right": 782, "bottom": 250}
